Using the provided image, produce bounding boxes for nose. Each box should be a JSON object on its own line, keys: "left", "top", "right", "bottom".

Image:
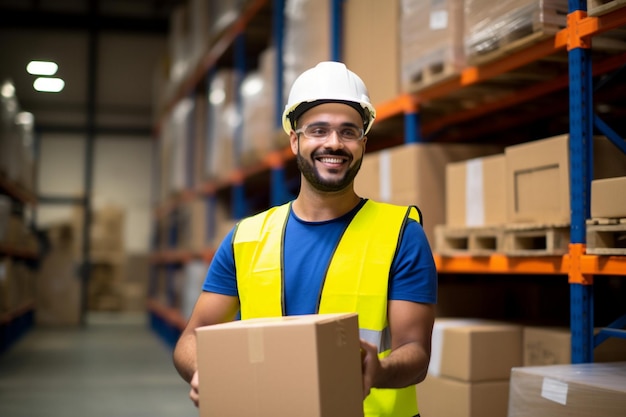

{"left": 324, "top": 128, "right": 344, "bottom": 148}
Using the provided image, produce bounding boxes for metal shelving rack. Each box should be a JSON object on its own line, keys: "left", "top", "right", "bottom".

{"left": 149, "top": 0, "right": 626, "bottom": 358}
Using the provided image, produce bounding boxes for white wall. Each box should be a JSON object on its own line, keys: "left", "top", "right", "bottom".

{"left": 36, "top": 133, "right": 154, "bottom": 253}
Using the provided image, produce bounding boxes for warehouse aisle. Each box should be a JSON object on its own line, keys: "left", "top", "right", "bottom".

{"left": 0, "top": 312, "right": 196, "bottom": 417}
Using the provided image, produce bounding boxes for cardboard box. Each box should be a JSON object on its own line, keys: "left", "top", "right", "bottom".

{"left": 508, "top": 362, "right": 626, "bottom": 417}
{"left": 344, "top": 0, "right": 400, "bottom": 104}
{"left": 523, "top": 326, "right": 626, "bottom": 366}
{"left": 591, "top": 176, "right": 626, "bottom": 218}
{"left": 196, "top": 313, "right": 364, "bottom": 417}
{"left": 505, "top": 134, "right": 626, "bottom": 224}
{"left": 354, "top": 143, "right": 503, "bottom": 243}
{"left": 416, "top": 373, "right": 510, "bottom": 417}
{"left": 430, "top": 318, "right": 523, "bottom": 382}
{"left": 446, "top": 153, "right": 507, "bottom": 227}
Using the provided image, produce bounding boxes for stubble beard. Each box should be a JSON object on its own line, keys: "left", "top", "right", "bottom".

{"left": 296, "top": 148, "right": 363, "bottom": 193}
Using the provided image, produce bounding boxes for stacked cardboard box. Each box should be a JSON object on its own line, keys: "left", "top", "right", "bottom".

{"left": 400, "top": 0, "right": 465, "bottom": 92}
{"left": 354, "top": 143, "right": 503, "bottom": 243}
{"left": 416, "top": 319, "right": 523, "bottom": 417}
{"left": 508, "top": 362, "right": 626, "bottom": 417}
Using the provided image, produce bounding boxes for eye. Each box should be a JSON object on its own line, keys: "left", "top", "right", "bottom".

{"left": 340, "top": 127, "right": 360, "bottom": 140}
{"left": 307, "top": 126, "right": 329, "bottom": 137}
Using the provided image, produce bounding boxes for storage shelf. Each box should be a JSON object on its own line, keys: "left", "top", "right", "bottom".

{"left": 0, "top": 244, "right": 37, "bottom": 259}
{"left": 151, "top": 249, "right": 215, "bottom": 265}
{"left": 435, "top": 253, "right": 626, "bottom": 276}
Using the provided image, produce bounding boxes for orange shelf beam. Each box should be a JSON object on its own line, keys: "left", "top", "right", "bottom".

{"left": 435, "top": 254, "right": 569, "bottom": 275}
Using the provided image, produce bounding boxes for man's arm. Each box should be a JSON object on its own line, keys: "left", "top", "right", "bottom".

{"left": 361, "top": 300, "right": 434, "bottom": 395}
{"left": 173, "top": 292, "right": 239, "bottom": 382}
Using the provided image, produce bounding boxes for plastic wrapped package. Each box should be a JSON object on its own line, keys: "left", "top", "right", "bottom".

{"left": 283, "top": 0, "right": 331, "bottom": 99}
{"left": 400, "top": 0, "right": 465, "bottom": 92}
{"left": 508, "top": 362, "right": 626, "bottom": 417}
{"left": 465, "top": 0, "right": 568, "bottom": 60}
{"left": 205, "top": 69, "right": 237, "bottom": 181}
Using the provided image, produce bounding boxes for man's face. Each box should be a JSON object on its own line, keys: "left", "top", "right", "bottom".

{"left": 290, "top": 103, "right": 367, "bottom": 193}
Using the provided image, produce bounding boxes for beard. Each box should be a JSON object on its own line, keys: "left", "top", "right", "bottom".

{"left": 296, "top": 148, "right": 363, "bottom": 192}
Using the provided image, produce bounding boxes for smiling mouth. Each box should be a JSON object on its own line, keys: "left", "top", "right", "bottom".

{"left": 317, "top": 156, "right": 346, "bottom": 165}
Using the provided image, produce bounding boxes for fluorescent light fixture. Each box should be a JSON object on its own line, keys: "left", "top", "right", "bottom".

{"left": 33, "top": 77, "right": 65, "bottom": 93}
{"left": 27, "top": 60, "right": 58, "bottom": 76}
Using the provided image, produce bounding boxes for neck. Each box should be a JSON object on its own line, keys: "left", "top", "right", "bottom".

{"left": 292, "top": 182, "right": 362, "bottom": 222}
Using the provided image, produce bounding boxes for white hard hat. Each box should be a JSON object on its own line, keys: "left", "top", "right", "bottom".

{"left": 282, "top": 61, "right": 376, "bottom": 135}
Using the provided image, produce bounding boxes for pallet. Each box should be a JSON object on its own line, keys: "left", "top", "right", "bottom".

{"left": 588, "top": 0, "right": 626, "bottom": 17}
{"left": 467, "top": 6, "right": 567, "bottom": 66}
{"left": 406, "top": 59, "right": 460, "bottom": 93}
{"left": 435, "top": 224, "right": 505, "bottom": 256}
{"left": 502, "top": 223, "right": 571, "bottom": 257}
{"left": 586, "top": 218, "right": 626, "bottom": 255}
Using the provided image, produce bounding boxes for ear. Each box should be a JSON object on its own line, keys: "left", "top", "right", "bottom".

{"left": 289, "top": 131, "right": 299, "bottom": 155}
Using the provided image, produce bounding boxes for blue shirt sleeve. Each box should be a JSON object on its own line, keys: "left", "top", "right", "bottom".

{"left": 202, "top": 227, "right": 238, "bottom": 296}
{"left": 389, "top": 219, "right": 438, "bottom": 304}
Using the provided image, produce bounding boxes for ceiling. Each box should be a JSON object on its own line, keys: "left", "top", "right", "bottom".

{"left": 0, "top": 0, "right": 185, "bottom": 136}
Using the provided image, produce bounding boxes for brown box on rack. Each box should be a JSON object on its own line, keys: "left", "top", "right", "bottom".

{"left": 196, "top": 313, "right": 363, "bottom": 417}
{"left": 523, "top": 326, "right": 626, "bottom": 366}
{"left": 416, "top": 373, "right": 510, "bottom": 417}
{"left": 354, "top": 143, "right": 503, "bottom": 243}
{"left": 446, "top": 153, "right": 507, "bottom": 227}
{"left": 344, "top": 0, "right": 401, "bottom": 104}
{"left": 505, "top": 134, "right": 626, "bottom": 224}
{"left": 591, "top": 176, "right": 626, "bottom": 219}
{"left": 430, "top": 318, "right": 523, "bottom": 382}
{"left": 508, "top": 362, "right": 626, "bottom": 417}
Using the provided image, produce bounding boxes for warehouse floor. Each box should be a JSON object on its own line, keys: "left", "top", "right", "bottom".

{"left": 0, "top": 312, "right": 196, "bottom": 417}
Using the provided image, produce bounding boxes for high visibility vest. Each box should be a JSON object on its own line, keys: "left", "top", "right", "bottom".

{"left": 233, "top": 200, "right": 422, "bottom": 417}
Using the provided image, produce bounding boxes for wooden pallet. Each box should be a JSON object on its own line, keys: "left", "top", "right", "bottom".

{"left": 435, "top": 224, "right": 505, "bottom": 256}
{"left": 467, "top": 7, "right": 567, "bottom": 66}
{"left": 502, "top": 223, "right": 571, "bottom": 256}
{"left": 406, "top": 59, "right": 460, "bottom": 93}
{"left": 586, "top": 218, "right": 626, "bottom": 255}
{"left": 588, "top": 0, "right": 626, "bottom": 16}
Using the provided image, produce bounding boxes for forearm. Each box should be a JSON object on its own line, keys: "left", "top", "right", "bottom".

{"left": 375, "top": 341, "right": 430, "bottom": 388}
{"left": 173, "top": 331, "right": 198, "bottom": 383}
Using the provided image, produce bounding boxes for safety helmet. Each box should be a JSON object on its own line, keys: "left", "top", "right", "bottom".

{"left": 282, "top": 61, "right": 376, "bottom": 135}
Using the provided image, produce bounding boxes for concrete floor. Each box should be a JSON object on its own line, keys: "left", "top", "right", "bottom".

{"left": 0, "top": 312, "right": 197, "bottom": 417}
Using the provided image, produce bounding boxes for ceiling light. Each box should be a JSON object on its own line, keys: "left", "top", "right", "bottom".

{"left": 1, "top": 80, "right": 15, "bottom": 98}
{"left": 33, "top": 77, "right": 65, "bottom": 93}
{"left": 27, "top": 61, "right": 59, "bottom": 76}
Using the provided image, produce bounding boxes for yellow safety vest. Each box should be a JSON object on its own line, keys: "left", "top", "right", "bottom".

{"left": 233, "top": 200, "right": 422, "bottom": 417}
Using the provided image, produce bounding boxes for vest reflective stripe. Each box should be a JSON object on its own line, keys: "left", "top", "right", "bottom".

{"left": 233, "top": 200, "right": 421, "bottom": 417}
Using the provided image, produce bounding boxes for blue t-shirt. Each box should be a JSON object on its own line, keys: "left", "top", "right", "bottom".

{"left": 203, "top": 200, "right": 437, "bottom": 315}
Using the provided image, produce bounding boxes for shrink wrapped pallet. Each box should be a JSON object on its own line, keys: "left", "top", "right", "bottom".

{"left": 205, "top": 70, "right": 237, "bottom": 181}
{"left": 400, "top": 0, "right": 465, "bottom": 92}
{"left": 464, "top": 0, "right": 568, "bottom": 63}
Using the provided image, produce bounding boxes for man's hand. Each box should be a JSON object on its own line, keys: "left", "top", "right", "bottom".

{"left": 360, "top": 339, "right": 381, "bottom": 399}
{"left": 189, "top": 370, "right": 200, "bottom": 407}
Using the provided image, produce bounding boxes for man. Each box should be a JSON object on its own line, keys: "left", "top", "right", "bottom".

{"left": 173, "top": 61, "right": 437, "bottom": 417}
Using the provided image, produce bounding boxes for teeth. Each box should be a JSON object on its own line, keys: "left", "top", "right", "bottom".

{"left": 319, "top": 157, "right": 343, "bottom": 163}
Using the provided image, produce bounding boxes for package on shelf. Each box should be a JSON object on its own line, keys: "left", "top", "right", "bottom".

{"left": 239, "top": 70, "right": 278, "bottom": 167}
{"left": 464, "top": 0, "right": 568, "bottom": 62}
{"left": 429, "top": 318, "right": 523, "bottom": 382}
{"left": 188, "top": 0, "right": 212, "bottom": 67}
{"left": 354, "top": 142, "right": 504, "bottom": 243}
{"left": 176, "top": 196, "right": 231, "bottom": 252}
{"left": 0, "top": 258, "right": 35, "bottom": 315}
{"left": 196, "top": 313, "right": 363, "bottom": 417}
{"left": 508, "top": 362, "right": 626, "bottom": 417}
{"left": 0, "top": 209, "right": 38, "bottom": 253}
{"left": 166, "top": 97, "right": 195, "bottom": 194}
{"left": 399, "top": 0, "right": 465, "bottom": 93}
{"left": 181, "top": 259, "right": 208, "bottom": 320}
{"left": 36, "top": 223, "right": 82, "bottom": 326}
{"left": 446, "top": 153, "right": 507, "bottom": 228}
{"left": 88, "top": 260, "right": 126, "bottom": 312}
{"left": 343, "top": 0, "right": 401, "bottom": 103}
{"left": 505, "top": 134, "right": 626, "bottom": 224}
{"left": 416, "top": 374, "right": 510, "bottom": 417}
{"left": 283, "top": 0, "right": 331, "bottom": 97}
{"left": 192, "top": 93, "right": 208, "bottom": 188}
{"left": 205, "top": 69, "right": 237, "bottom": 182}
{"left": 209, "top": 0, "right": 250, "bottom": 39}
{"left": 119, "top": 253, "right": 151, "bottom": 312}
{"left": 523, "top": 326, "right": 626, "bottom": 366}
{"left": 0, "top": 97, "right": 36, "bottom": 193}
{"left": 591, "top": 176, "right": 626, "bottom": 219}
{"left": 71, "top": 204, "right": 125, "bottom": 260}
